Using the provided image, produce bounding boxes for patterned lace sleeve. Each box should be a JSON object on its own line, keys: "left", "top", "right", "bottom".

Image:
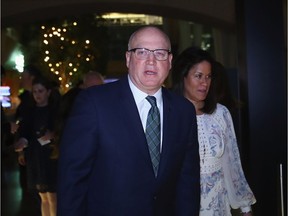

{"left": 217, "top": 104, "right": 256, "bottom": 209}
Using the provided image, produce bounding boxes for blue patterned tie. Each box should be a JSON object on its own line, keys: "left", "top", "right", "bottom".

{"left": 145, "top": 96, "right": 161, "bottom": 177}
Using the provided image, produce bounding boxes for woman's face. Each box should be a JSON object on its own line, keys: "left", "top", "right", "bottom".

{"left": 183, "top": 60, "right": 212, "bottom": 103}
{"left": 32, "top": 83, "right": 51, "bottom": 107}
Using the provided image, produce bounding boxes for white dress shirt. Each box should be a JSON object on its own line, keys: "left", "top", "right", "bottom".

{"left": 128, "top": 75, "right": 163, "bottom": 150}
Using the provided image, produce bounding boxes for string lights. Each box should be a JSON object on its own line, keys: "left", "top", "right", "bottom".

{"left": 40, "top": 21, "right": 90, "bottom": 91}
{"left": 38, "top": 13, "right": 163, "bottom": 92}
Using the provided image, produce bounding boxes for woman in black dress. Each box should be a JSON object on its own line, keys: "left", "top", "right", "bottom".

{"left": 14, "top": 76, "right": 59, "bottom": 216}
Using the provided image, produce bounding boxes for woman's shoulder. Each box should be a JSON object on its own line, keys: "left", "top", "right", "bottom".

{"left": 215, "top": 103, "right": 230, "bottom": 115}
{"left": 210, "top": 103, "right": 232, "bottom": 126}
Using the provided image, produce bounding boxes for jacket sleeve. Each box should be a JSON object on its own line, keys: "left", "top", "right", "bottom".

{"left": 175, "top": 103, "right": 200, "bottom": 216}
{"left": 57, "top": 90, "right": 99, "bottom": 216}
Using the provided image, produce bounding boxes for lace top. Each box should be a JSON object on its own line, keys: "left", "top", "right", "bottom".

{"left": 197, "top": 103, "right": 256, "bottom": 216}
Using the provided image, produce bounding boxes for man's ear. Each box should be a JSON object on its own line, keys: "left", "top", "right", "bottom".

{"left": 126, "top": 51, "right": 131, "bottom": 68}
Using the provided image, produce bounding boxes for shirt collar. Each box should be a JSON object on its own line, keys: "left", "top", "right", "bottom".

{"left": 128, "top": 75, "right": 162, "bottom": 106}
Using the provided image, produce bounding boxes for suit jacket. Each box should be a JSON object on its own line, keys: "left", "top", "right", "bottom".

{"left": 57, "top": 76, "right": 200, "bottom": 216}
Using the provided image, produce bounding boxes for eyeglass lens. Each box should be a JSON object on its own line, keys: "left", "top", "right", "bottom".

{"left": 131, "top": 48, "right": 170, "bottom": 61}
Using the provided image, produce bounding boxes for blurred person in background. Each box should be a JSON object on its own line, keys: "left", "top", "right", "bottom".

{"left": 14, "top": 76, "right": 59, "bottom": 216}
{"left": 82, "top": 70, "right": 105, "bottom": 88}
{"left": 13, "top": 65, "right": 43, "bottom": 215}
{"left": 15, "top": 65, "right": 42, "bottom": 123}
{"left": 51, "top": 70, "right": 104, "bottom": 160}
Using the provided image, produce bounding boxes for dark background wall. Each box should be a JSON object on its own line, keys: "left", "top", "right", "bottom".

{"left": 236, "top": 0, "right": 287, "bottom": 215}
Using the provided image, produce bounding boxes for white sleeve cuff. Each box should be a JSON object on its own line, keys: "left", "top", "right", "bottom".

{"left": 240, "top": 206, "right": 252, "bottom": 213}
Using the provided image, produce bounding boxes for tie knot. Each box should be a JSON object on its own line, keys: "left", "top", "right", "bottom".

{"left": 146, "top": 96, "right": 157, "bottom": 108}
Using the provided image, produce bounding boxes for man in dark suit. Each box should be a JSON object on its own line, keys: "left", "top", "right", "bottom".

{"left": 57, "top": 26, "right": 200, "bottom": 216}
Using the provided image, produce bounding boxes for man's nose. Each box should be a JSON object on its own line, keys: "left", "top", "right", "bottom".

{"left": 146, "top": 52, "right": 156, "bottom": 63}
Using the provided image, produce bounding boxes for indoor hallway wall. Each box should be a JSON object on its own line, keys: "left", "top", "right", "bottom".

{"left": 236, "top": 0, "right": 287, "bottom": 215}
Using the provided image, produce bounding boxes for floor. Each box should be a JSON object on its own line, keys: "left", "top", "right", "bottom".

{"left": 1, "top": 143, "right": 242, "bottom": 216}
{"left": 2, "top": 146, "right": 40, "bottom": 216}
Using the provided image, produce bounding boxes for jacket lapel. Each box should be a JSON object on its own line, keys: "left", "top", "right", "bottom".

{"left": 157, "top": 88, "right": 173, "bottom": 179}
{"left": 118, "top": 77, "right": 154, "bottom": 169}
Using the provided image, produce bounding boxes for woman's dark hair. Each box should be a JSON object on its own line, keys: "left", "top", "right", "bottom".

{"left": 171, "top": 46, "right": 217, "bottom": 114}
{"left": 32, "top": 76, "right": 52, "bottom": 90}
{"left": 32, "top": 76, "right": 60, "bottom": 109}
{"left": 213, "top": 61, "right": 242, "bottom": 113}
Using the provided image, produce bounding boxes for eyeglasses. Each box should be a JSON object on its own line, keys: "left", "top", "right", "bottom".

{"left": 128, "top": 48, "right": 171, "bottom": 61}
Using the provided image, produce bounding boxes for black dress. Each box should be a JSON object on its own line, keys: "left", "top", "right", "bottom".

{"left": 20, "top": 105, "right": 58, "bottom": 193}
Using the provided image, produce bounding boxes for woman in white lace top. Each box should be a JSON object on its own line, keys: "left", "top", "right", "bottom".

{"left": 172, "top": 47, "right": 256, "bottom": 216}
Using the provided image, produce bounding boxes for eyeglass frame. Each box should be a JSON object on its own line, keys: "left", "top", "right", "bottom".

{"left": 128, "top": 48, "right": 171, "bottom": 61}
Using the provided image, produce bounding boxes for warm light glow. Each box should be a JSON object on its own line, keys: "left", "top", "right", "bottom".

{"left": 39, "top": 13, "right": 164, "bottom": 93}
{"left": 101, "top": 13, "right": 163, "bottom": 25}
{"left": 102, "top": 13, "right": 146, "bottom": 19}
